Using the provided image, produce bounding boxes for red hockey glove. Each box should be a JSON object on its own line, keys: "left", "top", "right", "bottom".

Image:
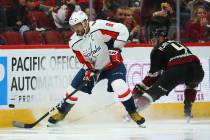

{"left": 132, "top": 84, "right": 146, "bottom": 99}
{"left": 109, "top": 49, "right": 123, "bottom": 64}
{"left": 85, "top": 69, "right": 99, "bottom": 83}
{"left": 85, "top": 69, "right": 94, "bottom": 81}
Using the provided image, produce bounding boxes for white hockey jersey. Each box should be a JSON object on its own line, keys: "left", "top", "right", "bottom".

{"left": 69, "top": 19, "right": 129, "bottom": 70}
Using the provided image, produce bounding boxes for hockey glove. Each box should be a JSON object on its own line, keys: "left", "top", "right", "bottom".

{"left": 85, "top": 69, "right": 99, "bottom": 84}
{"left": 132, "top": 84, "right": 146, "bottom": 99}
{"left": 109, "top": 49, "right": 123, "bottom": 64}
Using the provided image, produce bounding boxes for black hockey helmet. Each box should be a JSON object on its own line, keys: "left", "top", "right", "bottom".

{"left": 150, "top": 27, "right": 168, "bottom": 39}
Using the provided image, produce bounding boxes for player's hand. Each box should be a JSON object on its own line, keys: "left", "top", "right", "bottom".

{"left": 132, "top": 84, "right": 146, "bottom": 98}
{"left": 109, "top": 49, "right": 123, "bottom": 64}
{"left": 85, "top": 69, "right": 99, "bottom": 83}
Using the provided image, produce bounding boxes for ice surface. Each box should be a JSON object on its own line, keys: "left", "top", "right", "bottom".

{"left": 0, "top": 119, "right": 210, "bottom": 140}
{"left": 2, "top": 81, "right": 210, "bottom": 140}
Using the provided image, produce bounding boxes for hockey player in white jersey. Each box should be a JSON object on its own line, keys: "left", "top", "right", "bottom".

{"left": 48, "top": 10, "right": 145, "bottom": 126}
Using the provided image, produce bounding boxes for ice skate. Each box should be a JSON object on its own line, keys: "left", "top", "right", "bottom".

{"left": 47, "top": 111, "right": 66, "bottom": 127}
{"left": 129, "top": 111, "right": 146, "bottom": 128}
{"left": 123, "top": 108, "right": 141, "bottom": 122}
{"left": 47, "top": 101, "right": 74, "bottom": 127}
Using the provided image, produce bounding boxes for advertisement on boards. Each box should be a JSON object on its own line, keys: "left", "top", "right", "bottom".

{"left": 0, "top": 57, "right": 7, "bottom": 105}
{"left": 1, "top": 47, "right": 210, "bottom": 109}
{"left": 124, "top": 58, "right": 210, "bottom": 103}
{"left": 0, "top": 49, "right": 81, "bottom": 108}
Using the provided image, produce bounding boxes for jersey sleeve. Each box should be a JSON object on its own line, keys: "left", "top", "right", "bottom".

{"left": 149, "top": 49, "right": 164, "bottom": 73}
{"left": 142, "top": 49, "right": 163, "bottom": 88}
{"left": 96, "top": 19, "right": 129, "bottom": 49}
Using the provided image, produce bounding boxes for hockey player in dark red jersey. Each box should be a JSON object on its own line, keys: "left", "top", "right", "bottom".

{"left": 132, "top": 28, "right": 204, "bottom": 122}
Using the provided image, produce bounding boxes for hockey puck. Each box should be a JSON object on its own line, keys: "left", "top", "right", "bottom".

{"left": 8, "top": 104, "right": 15, "bottom": 108}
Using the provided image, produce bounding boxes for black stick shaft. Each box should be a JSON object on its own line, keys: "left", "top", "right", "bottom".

{"left": 13, "top": 69, "right": 102, "bottom": 128}
{"left": 35, "top": 80, "right": 88, "bottom": 124}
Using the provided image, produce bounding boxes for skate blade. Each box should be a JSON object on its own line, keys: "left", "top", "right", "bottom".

{"left": 138, "top": 124, "right": 146, "bottom": 128}
{"left": 47, "top": 122, "right": 60, "bottom": 127}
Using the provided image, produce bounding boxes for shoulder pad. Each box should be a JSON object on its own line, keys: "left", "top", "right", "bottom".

{"left": 89, "top": 19, "right": 102, "bottom": 30}
{"left": 90, "top": 19, "right": 115, "bottom": 29}
{"left": 69, "top": 33, "right": 82, "bottom": 49}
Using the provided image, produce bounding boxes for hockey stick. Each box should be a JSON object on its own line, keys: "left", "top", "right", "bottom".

{"left": 12, "top": 78, "right": 91, "bottom": 128}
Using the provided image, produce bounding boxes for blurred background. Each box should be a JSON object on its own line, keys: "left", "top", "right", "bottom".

{"left": 0, "top": 0, "right": 210, "bottom": 45}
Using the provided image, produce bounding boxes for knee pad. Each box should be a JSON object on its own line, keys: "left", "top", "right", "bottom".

{"left": 65, "top": 85, "right": 79, "bottom": 104}
{"left": 184, "top": 88, "right": 197, "bottom": 102}
{"left": 111, "top": 79, "right": 132, "bottom": 102}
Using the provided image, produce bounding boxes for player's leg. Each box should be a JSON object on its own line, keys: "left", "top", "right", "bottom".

{"left": 111, "top": 79, "right": 145, "bottom": 125}
{"left": 184, "top": 62, "right": 204, "bottom": 120}
{"left": 134, "top": 66, "right": 187, "bottom": 111}
{"left": 48, "top": 68, "right": 94, "bottom": 124}
{"left": 107, "top": 63, "right": 145, "bottom": 126}
{"left": 183, "top": 86, "right": 197, "bottom": 119}
{"left": 48, "top": 85, "right": 79, "bottom": 124}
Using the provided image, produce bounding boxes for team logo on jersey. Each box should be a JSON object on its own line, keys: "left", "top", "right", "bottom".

{"left": 0, "top": 57, "right": 7, "bottom": 105}
{"left": 84, "top": 45, "right": 101, "bottom": 58}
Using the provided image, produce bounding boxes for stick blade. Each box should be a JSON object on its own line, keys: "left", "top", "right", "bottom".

{"left": 12, "top": 121, "right": 34, "bottom": 128}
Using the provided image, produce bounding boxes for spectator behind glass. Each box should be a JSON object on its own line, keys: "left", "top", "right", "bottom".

{"left": 186, "top": 6, "right": 210, "bottom": 42}
{"left": 108, "top": 7, "right": 126, "bottom": 23}
{"left": 74, "top": 0, "right": 106, "bottom": 19}
{"left": 104, "top": 0, "right": 137, "bottom": 11}
{"left": 193, "top": 0, "right": 210, "bottom": 12}
{"left": 0, "top": 5, "right": 7, "bottom": 30}
{"left": 75, "top": 0, "right": 88, "bottom": 11}
{"left": 84, "top": 8, "right": 97, "bottom": 21}
{"left": 26, "top": 0, "right": 57, "bottom": 15}
{"left": 180, "top": 0, "right": 192, "bottom": 29}
{"left": 93, "top": 0, "right": 107, "bottom": 19}
{"left": 0, "top": 35, "right": 6, "bottom": 45}
{"left": 6, "top": 0, "right": 30, "bottom": 34}
{"left": 140, "top": 0, "right": 175, "bottom": 42}
{"left": 52, "top": 0, "right": 81, "bottom": 29}
{"left": 123, "top": 7, "right": 141, "bottom": 42}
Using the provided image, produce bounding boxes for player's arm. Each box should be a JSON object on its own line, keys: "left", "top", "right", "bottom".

{"left": 142, "top": 50, "right": 163, "bottom": 88}
{"left": 132, "top": 50, "right": 163, "bottom": 97}
{"left": 97, "top": 20, "right": 129, "bottom": 65}
{"left": 97, "top": 19, "right": 129, "bottom": 49}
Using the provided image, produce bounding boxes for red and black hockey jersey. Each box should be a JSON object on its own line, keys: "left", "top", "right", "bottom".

{"left": 142, "top": 40, "right": 200, "bottom": 88}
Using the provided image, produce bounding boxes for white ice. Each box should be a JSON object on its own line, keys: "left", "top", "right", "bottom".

{"left": 0, "top": 119, "right": 210, "bottom": 140}
{"left": 2, "top": 82, "right": 210, "bottom": 140}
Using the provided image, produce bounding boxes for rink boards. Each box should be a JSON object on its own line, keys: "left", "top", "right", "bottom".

{"left": 0, "top": 44, "right": 210, "bottom": 127}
